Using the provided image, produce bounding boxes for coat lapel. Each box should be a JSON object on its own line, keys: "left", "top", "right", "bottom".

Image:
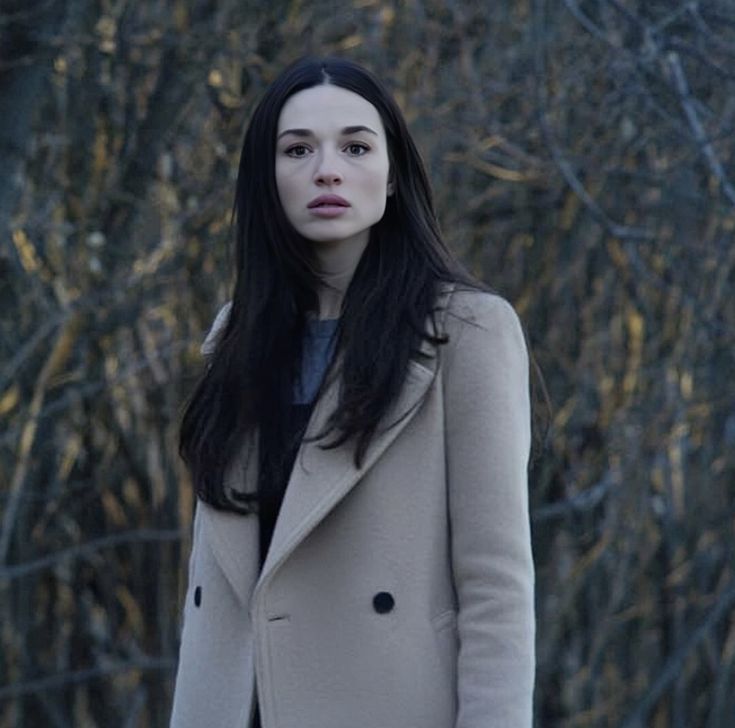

{"left": 201, "top": 285, "right": 454, "bottom": 608}
{"left": 254, "top": 351, "right": 436, "bottom": 597}
{"left": 198, "top": 435, "right": 260, "bottom": 606}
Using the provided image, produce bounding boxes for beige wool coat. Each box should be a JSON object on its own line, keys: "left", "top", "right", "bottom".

{"left": 169, "top": 286, "right": 535, "bottom": 728}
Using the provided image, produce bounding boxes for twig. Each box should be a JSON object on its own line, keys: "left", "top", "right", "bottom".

{"left": 532, "top": 473, "right": 614, "bottom": 523}
{"left": 665, "top": 38, "right": 735, "bottom": 81}
{"left": 0, "top": 528, "right": 182, "bottom": 582}
{"left": 532, "top": 0, "right": 656, "bottom": 241}
{"left": 0, "top": 314, "right": 63, "bottom": 393}
{"left": 0, "top": 337, "right": 191, "bottom": 450}
{"left": 619, "top": 577, "right": 735, "bottom": 728}
{"left": 651, "top": 1, "right": 696, "bottom": 33}
{"left": 562, "top": 0, "right": 613, "bottom": 43}
{"left": 665, "top": 51, "right": 735, "bottom": 208}
{"left": 0, "top": 312, "right": 83, "bottom": 565}
{"left": 0, "top": 0, "right": 60, "bottom": 26}
{"left": 121, "top": 685, "right": 148, "bottom": 728}
{"left": 601, "top": 0, "right": 645, "bottom": 31}
{"left": 0, "top": 656, "right": 175, "bottom": 701}
{"left": 689, "top": 5, "right": 735, "bottom": 55}
{"left": 592, "top": 0, "right": 735, "bottom": 210}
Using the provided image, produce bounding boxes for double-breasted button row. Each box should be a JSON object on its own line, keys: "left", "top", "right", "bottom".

{"left": 195, "top": 586, "right": 395, "bottom": 615}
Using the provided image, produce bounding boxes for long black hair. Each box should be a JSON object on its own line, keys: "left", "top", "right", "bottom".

{"left": 179, "top": 56, "right": 479, "bottom": 513}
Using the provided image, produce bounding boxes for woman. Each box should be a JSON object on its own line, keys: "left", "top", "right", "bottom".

{"left": 171, "top": 56, "right": 535, "bottom": 728}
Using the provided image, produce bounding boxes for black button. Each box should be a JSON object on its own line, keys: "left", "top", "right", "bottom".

{"left": 194, "top": 586, "right": 202, "bottom": 607}
{"left": 373, "top": 591, "right": 394, "bottom": 613}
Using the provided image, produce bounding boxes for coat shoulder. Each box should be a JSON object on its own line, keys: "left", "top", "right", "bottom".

{"left": 442, "top": 286, "right": 525, "bottom": 343}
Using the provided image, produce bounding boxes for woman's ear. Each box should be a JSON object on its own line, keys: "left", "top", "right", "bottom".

{"left": 387, "top": 178, "right": 395, "bottom": 196}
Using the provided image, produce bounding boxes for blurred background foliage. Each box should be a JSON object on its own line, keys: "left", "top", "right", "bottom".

{"left": 1, "top": 0, "right": 734, "bottom": 725}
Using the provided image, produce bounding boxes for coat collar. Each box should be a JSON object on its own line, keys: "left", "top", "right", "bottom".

{"left": 200, "top": 284, "right": 455, "bottom": 608}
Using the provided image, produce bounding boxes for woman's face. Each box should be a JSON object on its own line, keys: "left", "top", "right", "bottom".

{"left": 275, "top": 84, "right": 392, "bottom": 251}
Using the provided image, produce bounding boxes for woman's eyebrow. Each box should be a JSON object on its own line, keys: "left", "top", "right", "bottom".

{"left": 277, "top": 125, "right": 379, "bottom": 140}
{"left": 341, "top": 125, "right": 378, "bottom": 136}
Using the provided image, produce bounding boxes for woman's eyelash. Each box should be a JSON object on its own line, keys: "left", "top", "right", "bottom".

{"left": 285, "top": 144, "right": 310, "bottom": 156}
{"left": 346, "top": 142, "right": 370, "bottom": 154}
{"left": 284, "top": 142, "right": 370, "bottom": 157}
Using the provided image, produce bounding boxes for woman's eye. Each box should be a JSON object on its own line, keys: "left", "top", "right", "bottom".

{"left": 285, "top": 144, "right": 310, "bottom": 158}
{"left": 346, "top": 143, "right": 369, "bottom": 156}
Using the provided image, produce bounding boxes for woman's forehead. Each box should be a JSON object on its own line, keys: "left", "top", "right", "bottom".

{"left": 277, "top": 85, "right": 384, "bottom": 137}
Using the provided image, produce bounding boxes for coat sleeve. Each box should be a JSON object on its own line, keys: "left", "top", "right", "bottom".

{"left": 171, "top": 301, "right": 246, "bottom": 728}
{"left": 442, "top": 292, "right": 535, "bottom": 727}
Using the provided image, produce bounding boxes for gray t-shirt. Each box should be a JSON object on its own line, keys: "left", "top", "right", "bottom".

{"left": 293, "top": 317, "right": 339, "bottom": 404}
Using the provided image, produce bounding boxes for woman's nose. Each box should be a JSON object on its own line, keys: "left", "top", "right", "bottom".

{"left": 315, "top": 170, "right": 342, "bottom": 185}
{"left": 313, "top": 153, "right": 342, "bottom": 186}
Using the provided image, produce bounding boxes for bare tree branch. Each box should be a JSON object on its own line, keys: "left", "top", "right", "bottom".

{"left": 532, "top": 473, "right": 615, "bottom": 523}
{"left": 0, "top": 528, "right": 182, "bottom": 582}
{"left": 620, "top": 577, "right": 735, "bottom": 728}
{"left": 0, "top": 0, "right": 68, "bottom": 274}
{"left": 563, "top": 0, "right": 615, "bottom": 43}
{"left": 533, "top": 0, "right": 656, "bottom": 241}
{"left": 665, "top": 50, "right": 735, "bottom": 208}
{"left": 0, "top": 311, "right": 83, "bottom": 564}
{"left": 0, "top": 656, "right": 175, "bottom": 701}
{"left": 0, "top": 337, "right": 191, "bottom": 450}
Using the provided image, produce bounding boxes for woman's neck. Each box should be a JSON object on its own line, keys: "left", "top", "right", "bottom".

{"left": 311, "top": 234, "right": 368, "bottom": 320}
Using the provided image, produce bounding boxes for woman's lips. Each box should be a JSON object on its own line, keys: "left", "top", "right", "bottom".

{"left": 309, "top": 205, "right": 349, "bottom": 218}
{"left": 307, "top": 194, "right": 350, "bottom": 218}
